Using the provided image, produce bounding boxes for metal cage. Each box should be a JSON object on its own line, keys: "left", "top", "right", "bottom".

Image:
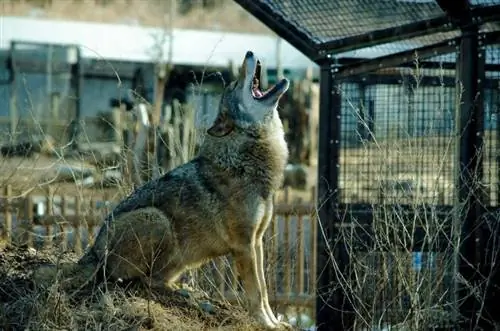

{"left": 234, "top": 0, "right": 500, "bottom": 329}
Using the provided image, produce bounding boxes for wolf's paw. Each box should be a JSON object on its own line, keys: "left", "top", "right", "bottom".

{"left": 254, "top": 311, "right": 277, "bottom": 330}
{"left": 275, "top": 321, "right": 294, "bottom": 330}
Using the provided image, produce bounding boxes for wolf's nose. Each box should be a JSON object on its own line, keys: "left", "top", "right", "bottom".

{"left": 245, "top": 51, "right": 254, "bottom": 59}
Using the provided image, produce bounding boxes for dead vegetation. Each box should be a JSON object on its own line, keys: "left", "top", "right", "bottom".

{"left": 0, "top": 244, "right": 268, "bottom": 331}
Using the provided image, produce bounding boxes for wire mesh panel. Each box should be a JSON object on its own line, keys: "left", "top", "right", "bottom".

{"left": 338, "top": 61, "right": 458, "bottom": 206}
{"left": 7, "top": 42, "right": 80, "bottom": 144}
{"left": 470, "top": 0, "right": 500, "bottom": 6}
{"left": 333, "top": 54, "right": 461, "bottom": 329}
{"left": 259, "top": 0, "right": 446, "bottom": 43}
{"left": 484, "top": 44, "right": 500, "bottom": 207}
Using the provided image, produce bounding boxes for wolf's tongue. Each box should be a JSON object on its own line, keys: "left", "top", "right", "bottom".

{"left": 254, "top": 89, "right": 263, "bottom": 97}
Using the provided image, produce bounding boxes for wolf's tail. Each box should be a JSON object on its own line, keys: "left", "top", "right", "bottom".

{"left": 32, "top": 248, "right": 103, "bottom": 292}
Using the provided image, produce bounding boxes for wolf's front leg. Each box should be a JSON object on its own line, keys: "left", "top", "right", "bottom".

{"left": 255, "top": 238, "right": 279, "bottom": 323}
{"left": 255, "top": 201, "right": 292, "bottom": 329}
{"left": 234, "top": 247, "right": 276, "bottom": 329}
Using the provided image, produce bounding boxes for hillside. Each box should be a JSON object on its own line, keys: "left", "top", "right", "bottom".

{"left": 0, "top": 244, "right": 269, "bottom": 330}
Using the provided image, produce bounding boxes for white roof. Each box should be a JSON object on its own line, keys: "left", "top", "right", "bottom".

{"left": 0, "top": 16, "right": 316, "bottom": 70}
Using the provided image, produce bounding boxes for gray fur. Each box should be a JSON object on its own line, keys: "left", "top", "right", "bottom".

{"left": 76, "top": 51, "right": 291, "bottom": 329}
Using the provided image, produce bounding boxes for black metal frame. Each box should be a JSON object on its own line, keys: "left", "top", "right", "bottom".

{"left": 233, "top": 0, "right": 500, "bottom": 330}
{"left": 234, "top": 0, "right": 500, "bottom": 64}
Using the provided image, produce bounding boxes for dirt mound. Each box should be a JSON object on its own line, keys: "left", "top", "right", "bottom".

{"left": 0, "top": 245, "right": 263, "bottom": 331}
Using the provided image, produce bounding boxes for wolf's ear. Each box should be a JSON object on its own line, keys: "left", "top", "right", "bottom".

{"left": 207, "top": 113, "right": 234, "bottom": 137}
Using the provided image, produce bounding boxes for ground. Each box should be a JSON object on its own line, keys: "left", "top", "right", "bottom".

{"left": 0, "top": 244, "right": 268, "bottom": 331}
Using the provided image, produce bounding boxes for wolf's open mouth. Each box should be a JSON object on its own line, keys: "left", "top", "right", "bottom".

{"left": 251, "top": 60, "right": 274, "bottom": 100}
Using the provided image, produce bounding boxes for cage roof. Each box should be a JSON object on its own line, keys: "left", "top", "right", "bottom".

{"left": 234, "top": 0, "right": 500, "bottom": 64}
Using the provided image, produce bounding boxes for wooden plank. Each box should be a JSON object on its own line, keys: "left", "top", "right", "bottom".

{"left": 296, "top": 215, "right": 305, "bottom": 295}
{"left": 274, "top": 203, "right": 315, "bottom": 215}
{"left": 283, "top": 189, "right": 291, "bottom": 298}
{"left": 35, "top": 214, "right": 101, "bottom": 228}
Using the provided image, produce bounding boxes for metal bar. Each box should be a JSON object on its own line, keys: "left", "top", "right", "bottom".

{"left": 343, "top": 73, "right": 498, "bottom": 89}
{"left": 317, "top": 15, "right": 454, "bottom": 57}
{"left": 336, "top": 57, "right": 500, "bottom": 72}
{"left": 435, "top": 0, "right": 472, "bottom": 25}
{"left": 455, "top": 24, "right": 485, "bottom": 330}
{"left": 316, "top": 66, "right": 353, "bottom": 330}
{"left": 316, "top": 4, "right": 500, "bottom": 58}
{"left": 315, "top": 65, "right": 336, "bottom": 330}
{"left": 69, "top": 47, "right": 83, "bottom": 149}
{"left": 333, "top": 38, "right": 458, "bottom": 79}
{"left": 233, "top": 0, "right": 320, "bottom": 61}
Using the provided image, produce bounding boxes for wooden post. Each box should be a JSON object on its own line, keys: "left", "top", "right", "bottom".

{"left": 74, "top": 196, "right": 82, "bottom": 255}
{"left": 23, "top": 196, "right": 34, "bottom": 248}
{"left": 3, "top": 185, "right": 13, "bottom": 246}
{"left": 60, "top": 196, "right": 67, "bottom": 251}
{"left": 45, "top": 187, "right": 54, "bottom": 249}
{"left": 88, "top": 197, "right": 96, "bottom": 247}
{"left": 111, "top": 104, "right": 124, "bottom": 145}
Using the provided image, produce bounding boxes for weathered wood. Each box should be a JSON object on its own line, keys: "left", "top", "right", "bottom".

{"left": 35, "top": 214, "right": 101, "bottom": 228}
{"left": 88, "top": 197, "right": 96, "bottom": 246}
{"left": 3, "top": 185, "right": 13, "bottom": 246}
{"left": 283, "top": 189, "right": 291, "bottom": 298}
{"left": 0, "top": 185, "right": 317, "bottom": 312}
{"left": 274, "top": 203, "right": 314, "bottom": 216}
{"left": 60, "top": 195, "right": 68, "bottom": 251}
{"left": 22, "top": 197, "right": 34, "bottom": 247}
{"left": 45, "top": 187, "right": 54, "bottom": 249}
{"left": 296, "top": 214, "right": 305, "bottom": 295}
{"left": 74, "top": 196, "right": 82, "bottom": 255}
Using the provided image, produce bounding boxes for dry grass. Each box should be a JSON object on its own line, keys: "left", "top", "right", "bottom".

{"left": 0, "top": 245, "right": 267, "bottom": 330}
{"left": 0, "top": 0, "right": 272, "bottom": 34}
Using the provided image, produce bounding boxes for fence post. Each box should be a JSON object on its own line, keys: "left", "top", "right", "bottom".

{"left": 60, "top": 196, "right": 67, "bottom": 251}
{"left": 45, "top": 187, "right": 54, "bottom": 249}
{"left": 22, "top": 195, "right": 33, "bottom": 248}
{"left": 455, "top": 24, "right": 486, "bottom": 328}
{"left": 74, "top": 196, "right": 82, "bottom": 255}
{"left": 3, "top": 185, "right": 13, "bottom": 246}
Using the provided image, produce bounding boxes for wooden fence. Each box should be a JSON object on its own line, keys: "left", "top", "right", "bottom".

{"left": 0, "top": 184, "right": 318, "bottom": 311}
